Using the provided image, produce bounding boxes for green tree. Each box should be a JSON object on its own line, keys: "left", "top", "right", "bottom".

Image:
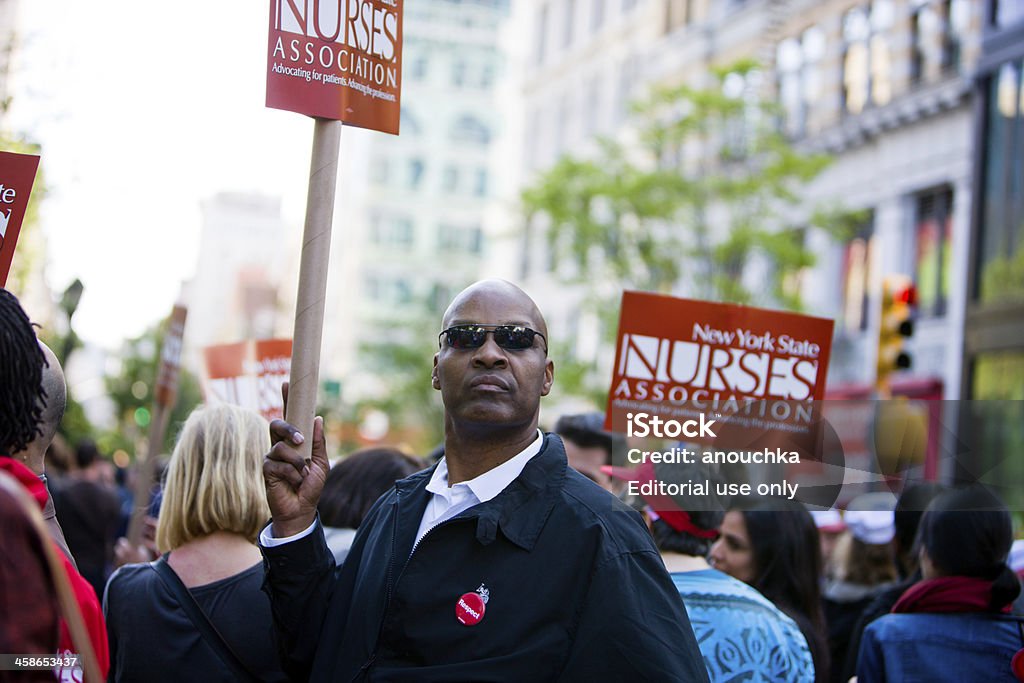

{"left": 355, "top": 298, "right": 446, "bottom": 455}
{"left": 102, "top": 320, "right": 202, "bottom": 458}
{"left": 521, "top": 61, "right": 863, "bottom": 405}
{"left": 522, "top": 60, "right": 860, "bottom": 309}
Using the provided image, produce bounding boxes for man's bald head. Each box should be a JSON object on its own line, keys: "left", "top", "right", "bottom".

{"left": 442, "top": 279, "right": 548, "bottom": 340}
{"left": 433, "top": 279, "right": 554, "bottom": 442}
{"left": 36, "top": 343, "right": 66, "bottom": 449}
{"left": 11, "top": 342, "right": 67, "bottom": 474}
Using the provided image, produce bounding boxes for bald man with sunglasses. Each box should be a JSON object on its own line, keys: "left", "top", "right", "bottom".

{"left": 259, "top": 280, "right": 709, "bottom": 682}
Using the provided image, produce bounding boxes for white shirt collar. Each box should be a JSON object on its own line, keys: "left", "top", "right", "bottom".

{"left": 426, "top": 430, "right": 544, "bottom": 504}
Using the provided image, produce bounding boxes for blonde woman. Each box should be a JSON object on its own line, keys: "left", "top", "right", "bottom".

{"left": 103, "top": 404, "right": 286, "bottom": 682}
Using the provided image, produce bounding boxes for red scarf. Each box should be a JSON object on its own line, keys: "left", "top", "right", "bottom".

{"left": 0, "top": 455, "right": 111, "bottom": 678}
{"left": 892, "top": 576, "right": 1012, "bottom": 615}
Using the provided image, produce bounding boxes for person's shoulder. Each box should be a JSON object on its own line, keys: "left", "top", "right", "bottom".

{"left": 675, "top": 569, "right": 794, "bottom": 617}
{"left": 555, "top": 468, "right": 653, "bottom": 555}
{"left": 104, "top": 562, "right": 155, "bottom": 598}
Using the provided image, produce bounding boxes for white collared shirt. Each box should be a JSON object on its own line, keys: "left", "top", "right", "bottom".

{"left": 261, "top": 430, "right": 545, "bottom": 550}
{"left": 413, "top": 430, "right": 543, "bottom": 547}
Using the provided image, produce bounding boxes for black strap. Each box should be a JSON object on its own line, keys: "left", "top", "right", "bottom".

{"left": 151, "top": 555, "right": 262, "bottom": 683}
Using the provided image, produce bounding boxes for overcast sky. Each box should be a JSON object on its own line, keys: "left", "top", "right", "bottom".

{"left": 8, "top": 1, "right": 319, "bottom": 347}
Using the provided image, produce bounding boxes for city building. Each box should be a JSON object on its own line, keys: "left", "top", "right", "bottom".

{"left": 959, "top": 0, "right": 1024, "bottom": 497}
{"left": 182, "top": 192, "right": 296, "bottom": 372}
{"left": 507, "top": 0, "right": 987, "bottom": 409}
{"left": 323, "top": 0, "right": 511, "bottom": 404}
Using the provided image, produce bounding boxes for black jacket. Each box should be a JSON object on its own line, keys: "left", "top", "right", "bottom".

{"left": 260, "top": 433, "right": 709, "bottom": 682}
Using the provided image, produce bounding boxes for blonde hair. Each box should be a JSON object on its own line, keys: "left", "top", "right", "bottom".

{"left": 156, "top": 404, "right": 271, "bottom": 551}
{"left": 833, "top": 532, "right": 897, "bottom": 586}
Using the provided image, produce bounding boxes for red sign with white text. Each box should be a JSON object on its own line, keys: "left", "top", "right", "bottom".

{"left": 605, "top": 291, "right": 834, "bottom": 451}
{"left": 203, "top": 339, "right": 292, "bottom": 422}
{"left": 0, "top": 151, "right": 41, "bottom": 287}
{"left": 266, "top": 0, "right": 403, "bottom": 133}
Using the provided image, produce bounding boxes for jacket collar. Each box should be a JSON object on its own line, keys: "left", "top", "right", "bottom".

{"left": 394, "top": 433, "right": 567, "bottom": 553}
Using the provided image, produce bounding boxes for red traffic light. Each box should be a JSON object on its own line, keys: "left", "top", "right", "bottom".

{"left": 893, "top": 284, "right": 917, "bottom": 307}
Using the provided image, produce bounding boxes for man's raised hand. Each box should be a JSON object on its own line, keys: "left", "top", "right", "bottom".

{"left": 263, "top": 412, "right": 330, "bottom": 538}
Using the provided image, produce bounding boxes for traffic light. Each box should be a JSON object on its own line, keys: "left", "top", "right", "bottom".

{"left": 876, "top": 274, "right": 916, "bottom": 396}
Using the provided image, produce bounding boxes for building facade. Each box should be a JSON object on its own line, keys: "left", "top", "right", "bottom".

{"left": 323, "top": 0, "right": 511, "bottom": 402}
{"left": 509, "top": 0, "right": 987, "bottom": 407}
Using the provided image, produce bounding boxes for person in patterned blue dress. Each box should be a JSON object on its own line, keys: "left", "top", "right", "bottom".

{"left": 604, "top": 461, "right": 815, "bottom": 682}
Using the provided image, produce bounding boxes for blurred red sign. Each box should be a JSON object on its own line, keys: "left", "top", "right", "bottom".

{"left": 605, "top": 291, "right": 835, "bottom": 451}
{"left": 155, "top": 305, "right": 188, "bottom": 409}
{"left": 0, "top": 151, "right": 41, "bottom": 287}
{"left": 266, "top": 0, "right": 404, "bottom": 134}
{"left": 203, "top": 339, "right": 292, "bottom": 422}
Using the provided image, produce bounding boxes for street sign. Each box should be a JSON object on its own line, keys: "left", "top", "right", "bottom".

{"left": 0, "top": 151, "right": 41, "bottom": 287}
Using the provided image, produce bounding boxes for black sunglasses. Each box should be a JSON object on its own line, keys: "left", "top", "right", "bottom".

{"left": 439, "top": 324, "right": 547, "bottom": 352}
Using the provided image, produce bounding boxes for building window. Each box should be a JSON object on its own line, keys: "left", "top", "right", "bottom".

{"left": 369, "top": 214, "right": 415, "bottom": 248}
{"left": 437, "top": 223, "right": 484, "bottom": 253}
{"left": 591, "top": 0, "right": 605, "bottom": 31}
{"left": 408, "top": 159, "right": 425, "bottom": 190}
{"left": 452, "top": 59, "right": 467, "bottom": 88}
{"left": 777, "top": 26, "right": 825, "bottom": 137}
{"left": 409, "top": 56, "right": 428, "bottom": 81}
{"left": 473, "top": 169, "right": 489, "bottom": 197}
{"left": 401, "top": 107, "right": 422, "bottom": 135}
{"left": 664, "top": 0, "right": 691, "bottom": 32}
{"left": 450, "top": 115, "right": 492, "bottom": 145}
{"left": 995, "top": 0, "right": 1024, "bottom": 28}
{"left": 911, "top": 0, "right": 969, "bottom": 85}
{"left": 563, "top": 0, "right": 576, "bottom": 48}
{"left": 915, "top": 187, "right": 954, "bottom": 317}
{"left": 364, "top": 273, "right": 413, "bottom": 305}
{"left": 842, "top": 2, "right": 894, "bottom": 115}
{"left": 536, "top": 4, "right": 549, "bottom": 65}
{"left": 442, "top": 165, "right": 459, "bottom": 193}
{"left": 722, "top": 69, "right": 763, "bottom": 159}
{"left": 978, "top": 60, "right": 1024, "bottom": 305}
{"left": 840, "top": 217, "right": 876, "bottom": 334}
{"left": 370, "top": 157, "right": 390, "bottom": 185}
{"left": 584, "top": 77, "right": 601, "bottom": 134}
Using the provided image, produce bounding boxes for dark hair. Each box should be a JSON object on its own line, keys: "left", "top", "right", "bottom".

{"left": 0, "top": 289, "right": 47, "bottom": 455}
{"left": 553, "top": 412, "right": 623, "bottom": 465}
{"left": 75, "top": 439, "right": 101, "bottom": 469}
{"left": 742, "top": 500, "right": 829, "bottom": 679}
{"left": 918, "top": 485, "right": 1020, "bottom": 610}
{"left": 650, "top": 510, "right": 724, "bottom": 557}
{"left": 893, "top": 481, "right": 946, "bottom": 578}
{"left": 318, "top": 448, "right": 423, "bottom": 529}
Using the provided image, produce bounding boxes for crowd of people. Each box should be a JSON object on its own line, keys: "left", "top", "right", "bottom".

{"left": 3, "top": 282, "right": 1024, "bottom": 682}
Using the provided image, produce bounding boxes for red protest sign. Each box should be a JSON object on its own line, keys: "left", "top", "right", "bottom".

{"left": 203, "top": 339, "right": 293, "bottom": 422}
{"left": 605, "top": 291, "right": 834, "bottom": 451}
{"left": 155, "top": 306, "right": 188, "bottom": 409}
{"left": 0, "top": 151, "right": 41, "bottom": 287}
{"left": 266, "top": 0, "right": 404, "bottom": 134}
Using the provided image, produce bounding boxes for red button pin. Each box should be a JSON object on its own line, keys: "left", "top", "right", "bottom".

{"left": 456, "top": 585, "right": 489, "bottom": 626}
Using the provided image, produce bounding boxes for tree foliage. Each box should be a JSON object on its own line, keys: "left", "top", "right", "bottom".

{"left": 355, "top": 298, "right": 446, "bottom": 455}
{"left": 102, "top": 320, "right": 202, "bottom": 458}
{"left": 521, "top": 60, "right": 862, "bottom": 311}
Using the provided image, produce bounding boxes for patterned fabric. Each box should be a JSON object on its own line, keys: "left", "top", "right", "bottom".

{"left": 673, "top": 569, "right": 815, "bottom": 682}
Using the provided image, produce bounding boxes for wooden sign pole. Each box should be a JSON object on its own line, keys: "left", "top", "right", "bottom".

{"left": 127, "top": 304, "right": 187, "bottom": 546}
{"left": 284, "top": 118, "right": 342, "bottom": 460}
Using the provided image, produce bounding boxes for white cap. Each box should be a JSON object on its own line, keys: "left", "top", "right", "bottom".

{"left": 1009, "top": 539, "right": 1024, "bottom": 573}
{"left": 844, "top": 509, "right": 895, "bottom": 545}
{"left": 810, "top": 509, "right": 845, "bottom": 533}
